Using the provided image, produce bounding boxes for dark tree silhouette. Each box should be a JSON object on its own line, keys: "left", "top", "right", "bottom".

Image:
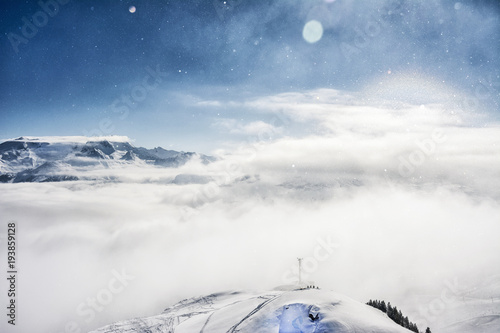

{"left": 366, "top": 299, "right": 421, "bottom": 333}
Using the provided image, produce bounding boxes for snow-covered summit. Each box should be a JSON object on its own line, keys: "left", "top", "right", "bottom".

{"left": 89, "top": 288, "right": 416, "bottom": 333}
{"left": 3, "top": 135, "right": 132, "bottom": 144}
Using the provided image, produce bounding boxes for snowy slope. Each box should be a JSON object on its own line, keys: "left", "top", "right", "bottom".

{"left": 441, "top": 315, "right": 500, "bottom": 333}
{"left": 89, "top": 287, "right": 415, "bottom": 333}
{"left": 401, "top": 274, "right": 500, "bottom": 333}
{"left": 437, "top": 275, "right": 500, "bottom": 333}
{"left": 0, "top": 136, "right": 213, "bottom": 183}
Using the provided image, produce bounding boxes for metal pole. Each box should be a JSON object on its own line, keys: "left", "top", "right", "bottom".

{"left": 297, "top": 258, "right": 303, "bottom": 285}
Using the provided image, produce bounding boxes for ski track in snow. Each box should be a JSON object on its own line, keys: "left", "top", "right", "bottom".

{"left": 226, "top": 293, "right": 285, "bottom": 333}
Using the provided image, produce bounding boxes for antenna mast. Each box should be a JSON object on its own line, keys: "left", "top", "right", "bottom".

{"left": 297, "top": 258, "right": 303, "bottom": 285}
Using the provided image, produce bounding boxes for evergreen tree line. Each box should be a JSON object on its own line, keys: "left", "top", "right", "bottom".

{"left": 366, "top": 299, "right": 430, "bottom": 333}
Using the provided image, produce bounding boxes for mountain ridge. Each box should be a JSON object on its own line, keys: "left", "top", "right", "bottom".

{"left": 0, "top": 136, "right": 214, "bottom": 183}
{"left": 89, "top": 287, "right": 416, "bottom": 333}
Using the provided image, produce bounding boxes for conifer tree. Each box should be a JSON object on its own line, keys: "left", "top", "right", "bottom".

{"left": 381, "top": 300, "right": 387, "bottom": 313}
{"left": 403, "top": 316, "right": 409, "bottom": 328}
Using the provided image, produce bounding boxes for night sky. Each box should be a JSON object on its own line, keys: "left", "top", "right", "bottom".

{"left": 1, "top": 0, "right": 499, "bottom": 152}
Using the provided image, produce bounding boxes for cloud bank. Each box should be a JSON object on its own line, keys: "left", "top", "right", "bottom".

{"left": 1, "top": 89, "right": 499, "bottom": 333}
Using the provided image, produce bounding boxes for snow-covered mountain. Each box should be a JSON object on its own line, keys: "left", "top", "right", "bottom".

{"left": 0, "top": 136, "right": 214, "bottom": 183}
{"left": 89, "top": 287, "right": 417, "bottom": 333}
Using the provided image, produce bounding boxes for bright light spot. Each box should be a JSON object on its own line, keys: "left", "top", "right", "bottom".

{"left": 302, "top": 20, "right": 323, "bottom": 44}
{"left": 129, "top": 6, "right": 136, "bottom": 13}
{"left": 454, "top": 2, "right": 462, "bottom": 10}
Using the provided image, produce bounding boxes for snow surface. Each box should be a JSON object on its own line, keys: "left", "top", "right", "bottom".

{"left": 89, "top": 288, "right": 414, "bottom": 333}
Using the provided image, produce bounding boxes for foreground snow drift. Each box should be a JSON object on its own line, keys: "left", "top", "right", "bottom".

{"left": 89, "top": 287, "right": 414, "bottom": 333}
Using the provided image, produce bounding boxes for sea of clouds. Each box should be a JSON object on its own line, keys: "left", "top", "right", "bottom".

{"left": 1, "top": 88, "right": 499, "bottom": 332}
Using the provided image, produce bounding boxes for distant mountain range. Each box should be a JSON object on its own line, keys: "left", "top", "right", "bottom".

{"left": 0, "top": 136, "right": 214, "bottom": 183}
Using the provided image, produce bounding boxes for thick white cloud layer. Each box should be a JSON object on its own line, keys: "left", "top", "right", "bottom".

{"left": 0, "top": 89, "right": 499, "bottom": 332}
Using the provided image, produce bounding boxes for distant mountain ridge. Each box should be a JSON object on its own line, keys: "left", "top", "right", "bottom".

{"left": 0, "top": 136, "right": 214, "bottom": 183}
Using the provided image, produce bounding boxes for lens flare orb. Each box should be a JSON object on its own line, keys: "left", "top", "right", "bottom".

{"left": 303, "top": 20, "right": 323, "bottom": 44}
